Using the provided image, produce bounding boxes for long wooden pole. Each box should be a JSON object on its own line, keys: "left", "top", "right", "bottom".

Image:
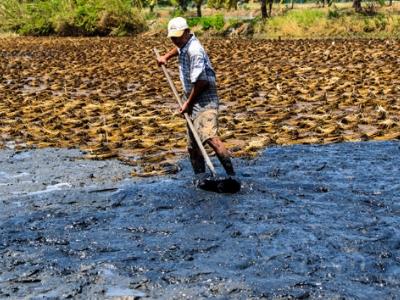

{"left": 154, "top": 48, "right": 217, "bottom": 177}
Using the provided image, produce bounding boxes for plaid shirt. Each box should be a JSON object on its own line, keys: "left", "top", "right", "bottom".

{"left": 177, "top": 34, "right": 219, "bottom": 118}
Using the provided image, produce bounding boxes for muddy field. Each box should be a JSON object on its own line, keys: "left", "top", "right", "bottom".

{"left": 1, "top": 37, "right": 400, "bottom": 299}
{"left": 0, "top": 37, "right": 399, "bottom": 175}
{"left": 1, "top": 141, "right": 400, "bottom": 299}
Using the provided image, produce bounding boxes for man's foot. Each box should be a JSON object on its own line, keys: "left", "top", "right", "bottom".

{"left": 192, "top": 173, "right": 209, "bottom": 187}
{"left": 197, "top": 176, "right": 241, "bottom": 193}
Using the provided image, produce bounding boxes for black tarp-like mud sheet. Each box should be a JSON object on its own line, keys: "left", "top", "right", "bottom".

{"left": 1, "top": 141, "right": 399, "bottom": 299}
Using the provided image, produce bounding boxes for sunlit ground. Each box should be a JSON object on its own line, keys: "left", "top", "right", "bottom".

{"left": 0, "top": 37, "right": 399, "bottom": 175}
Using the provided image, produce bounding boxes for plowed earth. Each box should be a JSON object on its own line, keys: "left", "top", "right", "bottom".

{"left": 1, "top": 37, "right": 399, "bottom": 176}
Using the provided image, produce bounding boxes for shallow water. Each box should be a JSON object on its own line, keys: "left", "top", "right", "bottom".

{"left": 0, "top": 141, "right": 399, "bottom": 299}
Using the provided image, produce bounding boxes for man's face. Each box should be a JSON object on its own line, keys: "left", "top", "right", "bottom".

{"left": 170, "top": 30, "right": 189, "bottom": 48}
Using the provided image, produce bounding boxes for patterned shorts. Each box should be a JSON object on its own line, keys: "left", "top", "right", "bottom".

{"left": 187, "top": 109, "right": 218, "bottom": 148}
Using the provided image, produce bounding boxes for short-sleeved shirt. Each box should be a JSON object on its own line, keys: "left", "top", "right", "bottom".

{"left": 177, "top": 34, "right": 219, "bottom": 119}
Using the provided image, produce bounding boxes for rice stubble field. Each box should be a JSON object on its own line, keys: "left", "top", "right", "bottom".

{"left": 0, "top": 37, "right": 399, "bottom": 176}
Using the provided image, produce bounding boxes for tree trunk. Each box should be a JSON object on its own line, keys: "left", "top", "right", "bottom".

{"left": 196, "top": 2, "right": 202, "bottom": 17}
{"left": 261, "top": 0, "right": 267, "bottom": 19}
{"left": 353, "top": 0, "right": 362, "bottom": 12}
{"left": 268, "top": 0, "right": 273, "bottom": 17}
{"left": 389, "top": 0, "right": 392, "bottom": 6}
{"left": 179, "top": 0, "right": 188, "bottom": 11}
{"left": 291, "top": 0, "right": 294, "bottom": 9}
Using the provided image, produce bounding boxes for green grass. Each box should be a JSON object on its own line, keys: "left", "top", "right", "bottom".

{"left": 187, "top": 14, "right": 225, "bottom": 31}
{"left": 255, "top": 5, "right": 400, "bottom": 38}
{"left": 1, "top": 0, "right": 400, "bottom": 38}
{"left": 0, "top": 0, "right": 147, "bottom": 36}
{"left": 284, "top": 9, "right": 326, "bottom": 27}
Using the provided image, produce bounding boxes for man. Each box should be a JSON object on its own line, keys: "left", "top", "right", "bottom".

{"left": 157, "top": 17, "right": 236, "bottom": 181}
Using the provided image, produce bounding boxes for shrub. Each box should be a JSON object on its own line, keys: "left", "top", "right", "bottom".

{"left": 18, "top": 4, "right": 54, "bottom": 35}
{"left": 187, "top": 14, "right": 225, "bottom": 31}
{"left": 328, "top": 8, "right": 340, "bottom": 19}
{"left": 0, "top": 0, "right": 147, "bottom": 36}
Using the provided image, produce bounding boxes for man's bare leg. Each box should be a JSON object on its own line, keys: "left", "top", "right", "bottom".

{"left": 188, "top": 146, "right": 205, "bottom": 174}
{"left": 206, "top": 137, "right": 235, "bottom": 176}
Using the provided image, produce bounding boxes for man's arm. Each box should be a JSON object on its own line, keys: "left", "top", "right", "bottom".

{"left": 157, "top": 47, "right": 178, "bottom": 65}
{"left": 180, "top": 79, "right": 209, "bottom": 114}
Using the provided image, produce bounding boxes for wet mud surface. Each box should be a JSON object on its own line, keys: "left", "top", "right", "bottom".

{"left": 1, "top": 140, "right": 400, "bottom": 299}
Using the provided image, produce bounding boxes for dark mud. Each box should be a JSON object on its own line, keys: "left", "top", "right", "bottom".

{"left": 1, "top": 141, "right": 400, "bottom": 299}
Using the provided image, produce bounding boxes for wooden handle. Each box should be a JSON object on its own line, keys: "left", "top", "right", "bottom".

{"left": 154, "top": 48, "right": 217, "bottom": 177}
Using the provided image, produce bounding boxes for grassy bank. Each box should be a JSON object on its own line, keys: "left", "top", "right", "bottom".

{"left": 153, "top": 2, "right": 400, "bottom": 39}
{"left": 0, "top": 0, "right": 147, "bottom": 36}
{"left": 0, "top": 0, "right": 400, "bottom": 38}
{"left": 254, "top": 3, "right": 400, "bottom": 38}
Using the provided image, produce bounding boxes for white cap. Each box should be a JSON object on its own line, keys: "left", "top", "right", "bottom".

{"left": 167, "top": 17, "right": 189, "bottom": 38}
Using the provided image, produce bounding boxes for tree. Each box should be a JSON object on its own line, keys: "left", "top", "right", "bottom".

{"left": 193, "top": 0, "right": 203, "bottom": 16}
{"left": 148, "top": 0, "right": 157, "bottom": 12}
{"left": 260, "top": 0, "right": 273, "bottom": 19}
{"left": 226, "top": 0, "right": 238, "bottom": 10}
{"left": 353, "top": 0, "right": 362, "bottom": 12}
{"left": 207, "top": 0, "right": 238, "bottom": 10}
{"left": 268, "top": 0, "right": 272, "bottom": 16}
{"left": 178, "top": 0, "right": 188, "bottom": 11}
{"left": 261, "top": 0, "right": 267, "bottom": 18}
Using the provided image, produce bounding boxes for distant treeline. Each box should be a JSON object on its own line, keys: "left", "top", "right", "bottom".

{"left": 166, "top": 0, "right": 393, "bottom": 18}
{"left": 0, "top": 0, "right": 398, "bottom": 36}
